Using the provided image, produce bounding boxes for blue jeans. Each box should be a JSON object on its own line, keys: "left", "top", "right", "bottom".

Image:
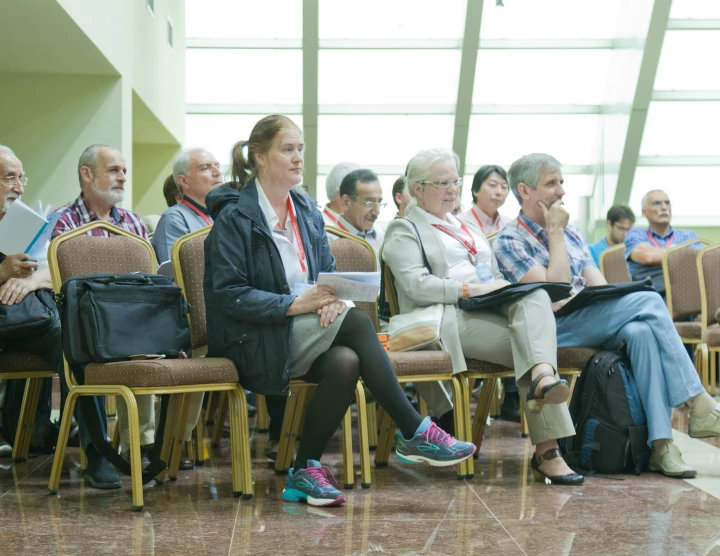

{"left": 556, "top": 291, "right": 704, "bottom": 445}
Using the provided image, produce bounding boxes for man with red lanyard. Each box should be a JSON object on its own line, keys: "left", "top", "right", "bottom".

{"left": 624, "top": 189, "right": 699, "bottom": 296}
{"left": 320, "top": 161, "right": 359, "bottom": 229}
{"left": 326, "top": 168, "right": 385, "bottom": 268}
{"left": 152, "top": 148, "right": 222, "bottom": 265}
{"left": 494, "top": 154, "right": 720, "bottom": 480}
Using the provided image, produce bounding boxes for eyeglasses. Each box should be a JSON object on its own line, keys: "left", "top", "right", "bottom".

{"left": 612, "top": 224, "right": 631, "bottom": 233}
{"left": 351, "top": 196, "right": 387, "bottom": 209}
{"left": 418, "top": 178, "right": 463, "bottom": 189}
{"left": 1, "top": 175, "right": 27, "bottom": 187}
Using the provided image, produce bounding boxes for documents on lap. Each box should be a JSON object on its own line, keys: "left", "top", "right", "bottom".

{"left": 0, "top": 199, "right": 60, "bottom": 257}
{"left": 317, "top": 272, "right": 380, "bottom": 302}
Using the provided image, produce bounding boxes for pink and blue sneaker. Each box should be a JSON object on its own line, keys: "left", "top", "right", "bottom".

{"left": 396, "top": 417, "right": 476, "bottom": 466}
{"left": 282, "top": 460, "right": 346, "bottom": 506}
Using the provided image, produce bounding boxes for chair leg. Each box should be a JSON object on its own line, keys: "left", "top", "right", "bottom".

{"left": 374, "top": 407, "right": 395, "bottom": 467}
{"left": 111, "top": 422, "right": 121, "bottom": 452}
{"left": 228, "top": 387, "right": 253, "bottom": 498}
{"left": 157, "top": 395, "right": 178, "bottom": 484}
{"left": 193, "top": 422, "right": 205, "bottom": 464}
{"left": 450, "top": 376, "right": 472, "bottom": 480}
{"left": 80, "top": 447, "right": 87, "bottom": 472}
{"left": 520, "top": 406, "right": 529, "bottom": 438}
{"left": 354, "top": 383, "right": 372, "bottom": 488}
{"left": 276, "top": 388, "right": 307, "bottom": 474}
{"left": 13, "top": 377, "right": 42, "bottom": 462}
{"left": 205, "top": 392, "right": 218, "bottom": 425}
{"left": 212, "top": 393, "right": 229, "bottom": 447}
{"left": 255, "top": 394, "right": 269, "bottom": 432}
{"left": 341, "top": 408, "right": 355, "bottom": 489}
{"left": 699, "top": 344, "right": 710, "bottom": 392}
{"left": 418, "top": 395, "right": 428, "bottom": 418}
{"left": 567, "top": 373, "right": 579, "bottom": 404}
{"left": 49, "top": 390, "right": 79, "bottom": 494}
{"left": 472, "top": 377, "right": 498, "bottom": 451}
{"left": 117, "top": 387, "right": 144, "bottom": 512}
{"left": 366, "top": 402, "right": 378, "bottom": 450}
{"left": 711, "top": 351, "right": 717, "bottom": 396}
{"left": 169, "top": 394, "right": 191, "bottom": 480}
{"left": 106, "top": 395, "right": 117, "bottom": 418}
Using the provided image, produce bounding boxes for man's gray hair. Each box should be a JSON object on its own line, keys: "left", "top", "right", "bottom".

{"left": 640, "top": 189, "right": 667, "bottom": 209}
{"left": 508, "top": 153, "right": 562, "bottom": 203}
{"left": 405, "top": 148, "right": 460, "bottom": 199}
{"left": 0, "top": 145, "right": 16, "bottom": 158}
{"left": 77, "top": 144, "right": 111, "bottom": 187}
{"left": 173, "top": 147, "right": 207, "bottom": 185}
{"left": 326, "top": 162, "right": 361, "bottom": 200}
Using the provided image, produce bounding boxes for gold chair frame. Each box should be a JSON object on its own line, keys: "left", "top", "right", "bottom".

{"left": 47, "top": 222, "right": 252, "bottom": 511}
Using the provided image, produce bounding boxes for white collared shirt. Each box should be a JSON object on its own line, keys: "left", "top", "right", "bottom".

{"left": 416, "top": 208, "right": 494, "bottom": 284}
{"left": 458, "top": 205, "right": 511, "bottom": 235}
{"left": 257, "top": 181, "right": 308, "bottom": 288}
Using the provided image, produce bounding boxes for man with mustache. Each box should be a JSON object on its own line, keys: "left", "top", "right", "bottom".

{"left": 0, "top": 145, "right": 54, "bottom": 458}
{"left": 52, "top": 145, "right": 152, "bottom": 489}
{"left": 624, "top": 190, "right": 698, "bottom": 295}
{"left": 327, "top": 168, "right": 385, "bottom": 267}
{"left": 494, "top": 153, "right": 720, "bottom": 479}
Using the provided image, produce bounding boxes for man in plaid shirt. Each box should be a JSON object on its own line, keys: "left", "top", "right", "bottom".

{"left": 51, "top": 145, "right": 153, "bottom": 489}
{"left": 493, "top": 153, "right": 720, "bottom": 480}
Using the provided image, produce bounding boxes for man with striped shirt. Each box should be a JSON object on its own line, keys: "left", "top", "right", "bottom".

{"left": 52, "top": 145, "right": 152, "bottom": 489}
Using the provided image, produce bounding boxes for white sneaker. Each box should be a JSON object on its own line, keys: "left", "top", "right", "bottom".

{"left": 649, "top": 442, "right": 696, "bottom": 479}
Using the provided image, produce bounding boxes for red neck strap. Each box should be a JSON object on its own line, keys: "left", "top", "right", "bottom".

{"left": 181, "top": 199, "right": 212, "bottom": 226}
{"left": 287, "top": 198, "right": 307, "bottom": 272}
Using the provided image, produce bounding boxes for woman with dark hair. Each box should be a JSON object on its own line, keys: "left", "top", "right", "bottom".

{"left": 203, "top": 115, "right": 475, "bottom": 507}
{"left": 458, "top": 165, "right": 511, "bottom": 235}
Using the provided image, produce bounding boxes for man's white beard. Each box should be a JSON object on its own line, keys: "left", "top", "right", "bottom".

{"left": 0, "top": 193, "right": 20, "bottom": 213}
{"left": 92, "top": 178, "right": 124, "bottom": 205}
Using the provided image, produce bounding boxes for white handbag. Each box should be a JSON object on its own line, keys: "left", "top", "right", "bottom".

{"left": 388, "top": 303, "right": 443, "bottom": 352}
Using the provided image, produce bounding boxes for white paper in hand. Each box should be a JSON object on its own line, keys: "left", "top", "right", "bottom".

{"left": 0, "top": 199, "right": 51, "bottom": 256}
{"left": 317, "top": 272, "right": 380, "bottom": 302}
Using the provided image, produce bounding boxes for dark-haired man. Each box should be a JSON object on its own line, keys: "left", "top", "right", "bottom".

{"left": 588, "top": 205, "right": 635, "bottom": 266}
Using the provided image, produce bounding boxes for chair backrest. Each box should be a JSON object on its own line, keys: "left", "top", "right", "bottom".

{"left": 698, "top": 243, "right": 720, "bottom": 329}
{"left": 599, "top": 243, "right": 630, "bottom": 283}
{"left": 48, "top": 222, "right": 156, "bottom": 288}
{"left": 663, "top": 238, "right": 712, "bottom": 320}
{"left": 326, "top": 226, "right": 380, "bottom": 331}
{"left": 172, "top": 226, "right": 212, "bottom": 350}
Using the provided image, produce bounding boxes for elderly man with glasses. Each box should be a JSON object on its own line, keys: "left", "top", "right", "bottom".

{"left": 326, "top": 168, "right": 386, "bottom": 266}
{"left": 624, "top": 190, "right": 698, "bottom": 296}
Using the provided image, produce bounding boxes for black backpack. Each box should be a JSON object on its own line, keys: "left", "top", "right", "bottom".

{"left": 560, "top": 351, "right": 651, "bottom": 475}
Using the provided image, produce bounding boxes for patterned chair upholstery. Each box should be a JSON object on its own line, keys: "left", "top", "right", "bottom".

{"left": 663, "top": 239, "right": 712, "bottom": 344}
{"left": 599, "top": 244, "right": 630, "bottom": 284}
{"left": 47, "top": 222, "right": 252, "bottom": 511}
{"left": 697, "top": 243, "right": 720, "bottom": 393}
{"left": 0, "top": 352, "right": 53, "bottom": 373}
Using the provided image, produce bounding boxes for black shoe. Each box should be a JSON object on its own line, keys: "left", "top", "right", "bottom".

{"left": 121, "top": 444, "right": 152, "bottom": 467}
{"left": 431, "top": 410, "right": 455, "bottom": 437}
{"left": 499, "top": 392, "right": 521, "bottom": 423}
{"left": 179, "top": 457, "right": 195, "bottom": 471}
{"left": 530, "top": 448, "right": 584, "bottom": 486}
{"left": 85, "top": 453, "right": 122, "bottom": 490}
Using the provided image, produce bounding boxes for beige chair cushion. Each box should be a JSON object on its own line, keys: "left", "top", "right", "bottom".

{"left": 558, "top": 347, "right": 600, "bottom": 370}
{"left": 703, "top": 324, "right": 720, "bottom": 347}
{"left": 0, "top": 352, "right": 53, "bottom": 373}
{"left": 465, "top": 359, "right": 512, "bottom": 374}
{"left": 674, "top": 321, "right": 702, "bottom": 341}
{"left": 84, "top": 357, "right": 238, "bottom": 388}
{"left": 387, "top": 351, "right": 454, "bottom": 376}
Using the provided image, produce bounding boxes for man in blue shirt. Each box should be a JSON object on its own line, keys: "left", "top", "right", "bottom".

{"left": 589, "top": 205, "right": 635, "bottom": 266}
{"left": 624, "top": 190, "right": 698, "bottom": 295}
{"left": 494, "top": 153, "right": 720, "bottom": 480}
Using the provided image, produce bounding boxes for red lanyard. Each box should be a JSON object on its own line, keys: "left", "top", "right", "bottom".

{"left": 471, "top": 207, "right": 486, "bottom": 233}
{"left": 323, "top": 208, "right": 341, "bottom": 227}
{"left": 286, "top": 198, "right": 307, "bottom": 272}
{"left": 516, "top": 216, "right": 546, "bottom": 250}
{"left": 432, "top": 221, "right": 478, "bottom": 263}
{"left": 647, "top": 230, "right": 673, "bottom": 248}
{"left": 181, "top": 200, "right": 212, "bottom": 226}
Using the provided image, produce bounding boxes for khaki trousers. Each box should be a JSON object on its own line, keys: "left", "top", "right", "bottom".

{"left": 117, "top": 394, "right": 155, "bottom": 453}
{"left": 419, "top": 289, "right": 574, "bottom": 445}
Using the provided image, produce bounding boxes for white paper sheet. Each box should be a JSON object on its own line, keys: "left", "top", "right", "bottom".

{"left": 0, "top": 199, "right": 51, "bottom": 256}
{"left": 317, "top": 272, "right": 380, "bottom": 302}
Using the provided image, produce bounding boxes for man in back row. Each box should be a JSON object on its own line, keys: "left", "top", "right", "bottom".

{"left": 588, "top": 204, "right": 635, "bottom": 266}
{"left": 624, "top": 190, "right": 698, "bottom": 295}
{"left": 52, "top": 144, "right": 154, "bottom": 487}
{"left": 494, "top": 153, "right": 720, "bottom": 479}
{"left": 321, "top": 161, "right": 360, "bottom": 229}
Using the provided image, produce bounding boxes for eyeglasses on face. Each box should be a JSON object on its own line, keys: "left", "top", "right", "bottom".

{"left": 418, "top": 178, "right": 463, "bottom": 189}
{"left": 1, "top": 175, "right": 27, "bottom": 187}
{"left": 351, "top": 196, "right": 387, "bottom": 209}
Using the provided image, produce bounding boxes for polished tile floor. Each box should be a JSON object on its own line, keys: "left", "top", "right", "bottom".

{"left": 2, "top": 408, "right": 720, "bottom": 555}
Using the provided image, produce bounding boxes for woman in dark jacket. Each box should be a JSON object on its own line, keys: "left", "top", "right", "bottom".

{"left": 204, "top": 115, "right": 475, "bottom": 507}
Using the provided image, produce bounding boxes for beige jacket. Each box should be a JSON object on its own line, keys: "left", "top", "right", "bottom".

{"left": 382, "top": 203, "right": 504, "bottom": 373}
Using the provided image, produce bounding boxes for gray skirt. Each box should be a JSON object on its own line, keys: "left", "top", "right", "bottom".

{"left": 287, "top": 309, "right": 349, "bottom": 379}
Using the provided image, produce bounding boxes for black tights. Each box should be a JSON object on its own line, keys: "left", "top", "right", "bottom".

{"left": 294, "top": 308, "right": 423, "bottom": 469}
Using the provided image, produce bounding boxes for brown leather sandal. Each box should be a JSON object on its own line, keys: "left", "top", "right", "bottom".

{"left": 526, "top": 371, "right": 570, "bottom": 413}
{"left": 531, "top": 448, "right": 584, "bottom": 485}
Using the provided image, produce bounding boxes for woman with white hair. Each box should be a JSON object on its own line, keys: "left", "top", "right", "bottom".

{"left": 382, "top": 148, "right": 583, "bottom": 485}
